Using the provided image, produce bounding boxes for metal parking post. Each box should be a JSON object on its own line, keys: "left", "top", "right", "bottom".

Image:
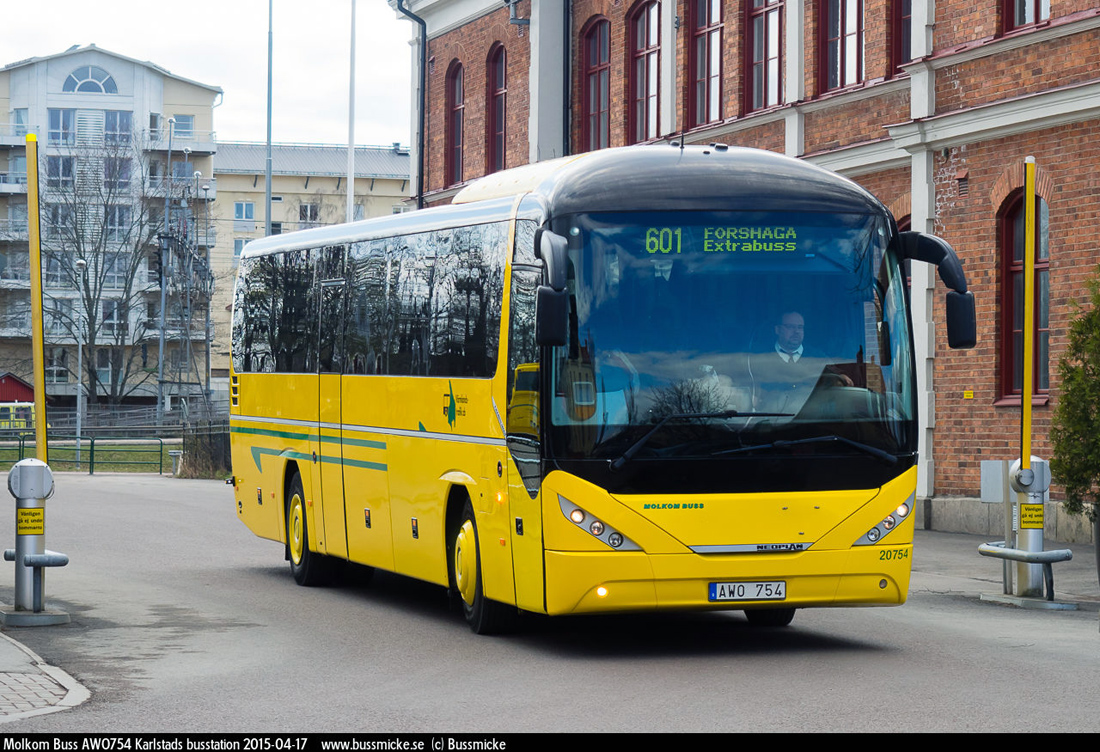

{"left": 1, "top": 458, "right": 70, "bottom": 626}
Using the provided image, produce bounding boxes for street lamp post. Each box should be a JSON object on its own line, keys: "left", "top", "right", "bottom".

{"left": 201, "top": 183, "right": 212, "bottom": 402}
{"left": 74, "top": 257, "right": 87, "bottom": 469}
{"left": 157, "top": 117, "right": 175, "bottom": 425}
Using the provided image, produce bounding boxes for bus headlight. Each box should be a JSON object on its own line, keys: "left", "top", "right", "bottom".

{"left": 558, "top": 496, "right": 641, "bottom": 551}
{"left": 853, "top": 493, "right": 914, "bottom": 546}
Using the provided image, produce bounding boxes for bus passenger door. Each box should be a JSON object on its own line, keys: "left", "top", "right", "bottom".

{"left": 316, "top": 249, "right": 348, "bottom": 559}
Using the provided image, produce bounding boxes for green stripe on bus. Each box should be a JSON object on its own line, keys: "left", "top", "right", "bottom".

{"left": 249, "top": 446, "right": 387, "bottom": 473}
{"left": 233, "top": 425, "right": 386, "bottom": 450}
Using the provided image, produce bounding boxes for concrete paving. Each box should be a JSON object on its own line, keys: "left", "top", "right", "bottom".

{"left": 0, "top": 527, "right": 1094, "bottom": 724}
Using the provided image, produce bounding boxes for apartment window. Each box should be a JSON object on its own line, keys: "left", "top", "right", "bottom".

{"left": 691, "top": 1, "right": 723, "bottom": 126}
{"left": 172, "top": 115, "right": 195, "bottom": 139}
{"left": 104, "top": 157, "right": 131, "bottom": 191}
{"left": 822, "top": 0, "right": 864, "bottom": 91}
{"left": 1001, "top": 193, "right": 1050, "bottom": 399}
{"left": 45, "top": 299, "right": 72, "bottom": 335}
{"left": 45, "top": 348, "right": 69, "bottom": 384}
{"left": 582, "top": 18, "right": 611, "bottom": 151}
{"left": 234, "top": 201, "right": 255, "bottom": 233}
{"left": 629, "top": 2, "right": 661, "bottom": 144}
{"left": 446, "top": 61, "right": 465, "bottom": 185}
{"left": 105, "top": 111, "right": 133, "bottom": 144}
{"left": 299, "top": 204, "right": 319, "bottom": 229}
{"left": 46, "top": 156, "right": 72, "bottom": 189}
{"left": 105, "top": 205, "right": 131, "bottom": 243}
{"left": 13, "top": 109, "right": 28, "bottom": 137}
{"left": 1005, "top": 0, "right": 1050, "bottom": 31}
{"left": 103, "top": 255, "right": 129, "bottom": 289}
{"left": 234, "top": 239, "right": 248, "bottom": 260}
{"left": 46, "top": 157, "right": 74, "bottom": 189}
{"left": 63, "top": 66, "right": 117, "bottom": 94}
{"left": 487, "top": 44, "right": 507, "bottom": 174}
{"left": 44, "top": 257, "right": 66, "bottom": 288}
{"left": 748, "top": 0, "right": 784, "bottom": 111}
{"left": 48, "top": 109, "right": 76, "bottom": 146}
{"left": 45, "top": 205, "right": 72, "bottom": 241}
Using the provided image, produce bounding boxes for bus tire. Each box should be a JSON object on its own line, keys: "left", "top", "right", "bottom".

{"left": 744, "top": 607, "right": 796, "bottom": 627}
{"left": 286, "top": 470, "right": 338, "bottom": 586}
{"left": 452, "top": 500, "right": 516, "bottom": 635}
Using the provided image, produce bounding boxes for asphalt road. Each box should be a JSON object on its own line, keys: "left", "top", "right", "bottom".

{"left": 0, "top": 473, "right": 1097, "bottom": 733}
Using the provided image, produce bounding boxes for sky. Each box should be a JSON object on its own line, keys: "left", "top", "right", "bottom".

{"left": 3, "top": 0, "right": 415, "bottom": 148}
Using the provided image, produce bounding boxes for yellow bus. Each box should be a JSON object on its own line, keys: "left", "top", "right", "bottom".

{"left": 229, "top": 145, "right": 975, "bottom": 633}
{"left": 0, "top": 402, "right": 41, "bottom": 430}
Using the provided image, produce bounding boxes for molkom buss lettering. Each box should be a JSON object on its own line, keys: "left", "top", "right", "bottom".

{"left": 229, "top": 145, "right": 975, "bottom": 633}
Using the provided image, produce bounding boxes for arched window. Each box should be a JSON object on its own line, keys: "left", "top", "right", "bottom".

{"left": 628, "top": 2, "right": 660, "bottom": 144}
{"left": 690, "top": 1, "right": 723, "bottom": 127}
{"left": 582, "top": 18, "right": 611, "bottom": 151}
{"left": 446, "top": 62, "right": 465, "bottom": 186}
{"left": 487, "top": 45, "right": 507, "bottom": 174}
{"left": 63, "top": 65, "right": 118, "bottom": 94}
{"left": 1000, "top": 192, "right": 1050, "bottom": 399}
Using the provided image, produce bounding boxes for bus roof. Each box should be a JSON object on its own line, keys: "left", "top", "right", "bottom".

{"left": 239, "top": 145, "right": 889, "bottom": 260}
{"left": 495, "top": 144, "right": 889, "bottom": 218}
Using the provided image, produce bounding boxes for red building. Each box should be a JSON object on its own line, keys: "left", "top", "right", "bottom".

{"left": 0, "top": 372, "right": 35, "bottom": 403}
{"left": 392, "top": 0, "right": 1100, "bottom": 537}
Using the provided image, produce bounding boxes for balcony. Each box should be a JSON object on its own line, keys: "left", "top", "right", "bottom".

{"left": 0, "top": 124, "right": 36, "bottom": 148}
{"left": 0, "top": 171, "right": 28, "bottom": 195}
{"left": 0, "top": 218, "right": 29, "bottom": 242}
{"left": 144, "top": 127, "right": 217, "bottom": 156}
{"left": 144, "top": 175, "right": 217, "bottom": 201}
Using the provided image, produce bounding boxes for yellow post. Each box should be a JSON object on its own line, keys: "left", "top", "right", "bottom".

{"left": 25, "top": 134, "right": 47, "bottom": 463}
{"left": 1020, "top": 156, "right": 1036, "bottom": 469}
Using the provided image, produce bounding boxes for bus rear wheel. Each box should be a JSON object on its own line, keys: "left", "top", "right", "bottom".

{"left": 744, "top": 607, "right": 796, "bottom": 627}
{"left": 452, "top": 500, "right": 516, "bottom": 635}
{"left": 286, "top": 471, "right": 339, "bottom": 586}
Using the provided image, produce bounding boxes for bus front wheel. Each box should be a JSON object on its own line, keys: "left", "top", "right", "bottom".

{"left": 452, "top": 500, "right": 516, "bottom": 635}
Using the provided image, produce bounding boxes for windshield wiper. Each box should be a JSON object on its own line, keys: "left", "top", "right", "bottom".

{"left": 609, "top": 410, "right": 790, "bottom": 472}
{"left": 714, "top": 434, "right": 898, "bottom": 465}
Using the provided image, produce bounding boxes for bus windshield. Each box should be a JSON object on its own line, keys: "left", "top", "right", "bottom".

{"left": 546, "top": 210, "right": 915, "bottom": 482}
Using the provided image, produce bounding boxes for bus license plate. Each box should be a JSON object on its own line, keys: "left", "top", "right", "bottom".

{"left": 709, "top": 581, "right": 786, "bottom": 602}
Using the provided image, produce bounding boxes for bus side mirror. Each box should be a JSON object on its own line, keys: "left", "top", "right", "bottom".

{"left": 536, "top": 286, "right": 568, "bottom": 346}
{"left": 898, "top": 231, "right": 976, "bottom": 350}
{"left": 946, "top": 290, "right": 977, "bottom": 349}
{"left": 537, "top": 230, "right": 569, "bottom": 292}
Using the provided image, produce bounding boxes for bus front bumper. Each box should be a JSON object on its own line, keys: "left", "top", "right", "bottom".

{"left": 543, "top": 544, "right": 912, "bottom": 615}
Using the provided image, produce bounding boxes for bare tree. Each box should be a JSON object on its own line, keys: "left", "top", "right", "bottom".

{"left": 29, "top": 121, "right": 207, "bottom": 406}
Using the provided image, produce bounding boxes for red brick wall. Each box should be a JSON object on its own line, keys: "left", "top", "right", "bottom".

{"left": 936, "top": 26, "right": 1100, "bottom": 115}
{"left": 425, "top": 2, "right": 532, "bottom": 199}
{"left": 804, "top": 87, "right": 910, "bottom": 153}
{"left": 928, "top": 123, "right": 1100, "bottom": 495}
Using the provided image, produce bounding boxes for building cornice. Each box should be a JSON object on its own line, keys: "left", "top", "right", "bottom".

{"left": 887, "top": 79, "right": 1100, "bottom": 153}
{"left": 907, "top": 8, "right": 1100, "bottom": 72}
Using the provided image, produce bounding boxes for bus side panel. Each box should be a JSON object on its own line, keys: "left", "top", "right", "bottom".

{"left": 340, "top": 376, "right": 395, "bottom": 572}
{"left": 231, "top": 372, "right": 319, "bottom": 546}
{"left": 317, "top": 373, "right": 348, "bottom": 558}
{"left": 385, "top": 377, "right": 513, "bottom": 602}
{"left": 508, "top": 462, "right": 546, "bottom": 613}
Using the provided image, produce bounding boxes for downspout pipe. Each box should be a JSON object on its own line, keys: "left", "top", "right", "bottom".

{"left": 396, "top": 0, "right": 427, "bottom": 209}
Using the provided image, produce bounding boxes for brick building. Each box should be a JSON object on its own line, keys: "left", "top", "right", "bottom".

{"left": 391, "top": 0, "right": 1100, "bottom": 510}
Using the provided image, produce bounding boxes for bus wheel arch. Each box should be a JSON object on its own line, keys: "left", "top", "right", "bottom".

{"left": 284, "top": 463, "right": 338, "bottom": 586}
{"left": 445, "top": 487, "right": 516, "bottom": 635}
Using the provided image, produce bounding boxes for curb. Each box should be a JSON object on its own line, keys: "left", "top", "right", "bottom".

{"left": 0, "top": 631, "right": 89, "bottom": 723}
